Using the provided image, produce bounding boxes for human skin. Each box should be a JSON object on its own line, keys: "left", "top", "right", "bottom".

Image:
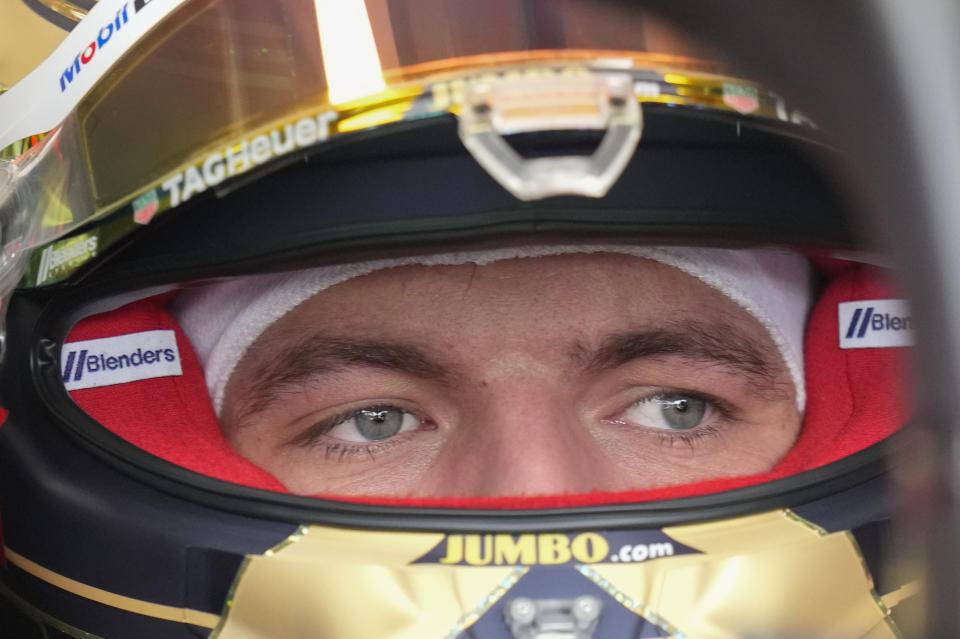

{"left": 220, "top": 253, "right": 801, "bottom": 497}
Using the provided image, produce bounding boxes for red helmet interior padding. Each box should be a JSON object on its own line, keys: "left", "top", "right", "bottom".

{"left": 63, "top": 294, "right": 287, "bottom": 493}
{"left": 62, "top": 262, "right": 911, "bottom": 508}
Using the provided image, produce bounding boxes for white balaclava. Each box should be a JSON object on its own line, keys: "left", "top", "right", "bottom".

{"left": 172, "top": 245, "right": 812, "bottom": 415}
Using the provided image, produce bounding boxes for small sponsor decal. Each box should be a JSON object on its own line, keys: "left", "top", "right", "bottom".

{"left": 633, "top": 80, "right": 661, "bottom": 98}
{"left": 722, "top": 82, "right": 759, "bottom": 114}
{"left": 36, "top": 233, "right": 99, "bottom": 285}
{"left": 412, "top": 530, "right": 698, "bottom": 566}
{"left": 838, "top": 299, "right": 914, "bottom": 349}
{"left": 159, "top": 111, "right": 337, "bottom": 207}
{"left": 59, "top": 0, "right": 158, "bottom": 92}
{"left": 132, "top": 189, "right": 159, "bottom": 224}
{"left": 61, "top": 330, "right": 183, "bottom": 391}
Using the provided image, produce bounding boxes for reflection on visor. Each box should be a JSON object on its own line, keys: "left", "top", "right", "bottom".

{"left": 1, "top": 0, "right": 802, "bottom": 303}
{"left": 75, "top": 0, "right": 724, "bottom": 210}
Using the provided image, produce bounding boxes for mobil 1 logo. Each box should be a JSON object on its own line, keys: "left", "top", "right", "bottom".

{"left": 838, "top": 299, "right": 914, "bottom": 349}
{"left": 61, "top": 330, "right": 183, "bottom": 391}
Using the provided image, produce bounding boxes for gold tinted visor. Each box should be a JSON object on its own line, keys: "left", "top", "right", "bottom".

{"left": 2, "top": 0, "right": 799, "bottom": 293}
{"left": 78, "top": 0, "right": 724, "bottom": 209}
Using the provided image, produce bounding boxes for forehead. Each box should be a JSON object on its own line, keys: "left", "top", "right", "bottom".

{"left": 262, "top": 253, "right": 764, "bottom": 343}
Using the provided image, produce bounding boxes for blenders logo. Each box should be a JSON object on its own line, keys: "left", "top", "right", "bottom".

{"left": 838, "top": 299, "right": 914, "bottom": 349}
{"left": 61, "top": 330, "right": 183, "bottom": 391}
{"left": 36, "top": 234, "right": 99, "bottom": 285}
{"left": 59, "top": 0, "right": 156, "bottom": 92}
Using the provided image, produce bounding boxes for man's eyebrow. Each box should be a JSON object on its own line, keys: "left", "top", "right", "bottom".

{"left": 578, "top": 319, "right": 782, "bottom": 389}
{"left": 236, "top": 336, "right": 455, "bottom": 419}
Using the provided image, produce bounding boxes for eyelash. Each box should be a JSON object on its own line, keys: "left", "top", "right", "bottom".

{"left": 617, "top": 389, "right": 737, "bottom": 449}
{"left": 652, "top": 423, "right": 722, "bottom": 451}
{"left": 319, "top": 440, "right": 395, "bottom": 462}
{"left": 296, "top": 407, "right": 422, "bottom": 461}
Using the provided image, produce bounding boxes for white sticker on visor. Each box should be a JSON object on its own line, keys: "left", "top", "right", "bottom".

{"left": 61, "top": 330, "right": 183, "bottom": 390}
{"left": 838, "top": 299, "right": 914, "bottom": 349}
{"left": 0, "top": 0, "right": 188, "bottom": 151}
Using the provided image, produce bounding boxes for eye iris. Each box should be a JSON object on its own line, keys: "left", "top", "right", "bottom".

{"left": 355, "top": 407, "right": 405, "bottom": 441}
{"left": 660, "top": 397, "right": 705, "bottom": 430}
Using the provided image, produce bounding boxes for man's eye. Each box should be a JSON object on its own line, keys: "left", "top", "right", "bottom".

{"left": 620, "top": 394, "right": 709, "bottom": 430}
{"left": 326, "top": 406, "right": 420, "bottom": 442}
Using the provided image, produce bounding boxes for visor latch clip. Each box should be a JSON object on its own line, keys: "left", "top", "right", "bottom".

{"left": 503, "top": 595, "right": 602, "bottom": 639}
{"left": 459, "top": 70, "right": 641, "bottom": 201}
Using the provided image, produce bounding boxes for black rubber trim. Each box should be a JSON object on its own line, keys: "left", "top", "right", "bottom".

{"left": 0, "top": 582, "right": 85, "bottom": 639}
{"left": 30, "top": 106, "right": 859, "bottom": 293}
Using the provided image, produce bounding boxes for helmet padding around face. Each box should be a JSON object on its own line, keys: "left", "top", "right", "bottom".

{"left": 60, "top": 261, "right": 909, "bottom": 506}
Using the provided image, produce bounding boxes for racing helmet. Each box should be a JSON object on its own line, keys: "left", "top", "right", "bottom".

{"left": 0, "top": 1, "right": 921, "bottom": 637}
